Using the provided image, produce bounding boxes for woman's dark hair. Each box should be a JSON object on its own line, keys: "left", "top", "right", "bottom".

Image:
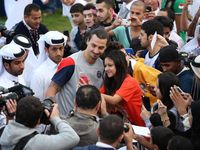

{"left": 104, "top": 50, "right": 128, "bottom": 95}
{"left": 158, "top": 72, "right": 180, "bottom": 109}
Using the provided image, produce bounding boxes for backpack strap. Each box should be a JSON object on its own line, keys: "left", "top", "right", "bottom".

{"left": 0, "top": 126, "right": 5, "bottom": 137}
{"left": 14, "top": 131, "right": 38, "bottom": 150}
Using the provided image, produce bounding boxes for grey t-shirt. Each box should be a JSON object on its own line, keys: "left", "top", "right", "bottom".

{"left": 52, "top": 51, "right": 104, "bottom": 116}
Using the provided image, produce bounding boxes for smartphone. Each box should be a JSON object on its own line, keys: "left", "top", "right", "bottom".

{"left": 125, "top": 48, "right": 135, "bottom": 55}
{"left": 152, "top": 103, "right": 158, "bottom": 112}
{"left": 176, "top": 86, "right": 184, "bottom": 94}
{"left": 79, "top": 72, "right": 89, "bottom": 84}
{"left": 146, "top": 6, "right": 152, "bottom": 12}
{"left": 140, "top": 83, "right": 146, "bottom": 89}
{"left": 142, "top": 96, "right": 151, "bottom": 111}
{"left": 121, "top": 19, "right": 131, "bottom": 26}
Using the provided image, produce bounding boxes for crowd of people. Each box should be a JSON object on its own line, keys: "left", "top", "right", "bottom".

{"left": 0, "top": 0, "right": 200, "bottom": 149}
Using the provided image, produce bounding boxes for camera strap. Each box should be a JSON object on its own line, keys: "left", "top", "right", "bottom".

{"left": 13, "top": 131, "right": 38, "bottom": 150}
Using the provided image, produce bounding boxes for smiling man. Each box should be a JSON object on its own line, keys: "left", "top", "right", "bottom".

{"left": 46, "top": 28, "right": 109, "bottom": 116}
{"left": 6, "top": 3, "right": 48, "bottom": 56}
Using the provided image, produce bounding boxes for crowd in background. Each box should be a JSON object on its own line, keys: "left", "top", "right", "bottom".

{"left": 0, "top": 0, "right": 200, "bottom": 150}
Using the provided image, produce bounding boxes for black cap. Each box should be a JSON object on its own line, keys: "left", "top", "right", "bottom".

{"left": 159, "top": 45, "right": 180, "bottom": 62}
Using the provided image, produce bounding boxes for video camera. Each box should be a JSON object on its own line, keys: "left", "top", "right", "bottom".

{"left": 0, "top": 25, "right": 15, "bottom": 38}
{"left": 0, "top": 83, "right": 34, "bottom": 108}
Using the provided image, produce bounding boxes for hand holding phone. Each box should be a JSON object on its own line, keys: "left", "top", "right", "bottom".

{"left": 79, "top": 72, "right": 89, "bottom": 85}
{"left": 125, "top": 48, "right": 134, "bottom": 55}
{"left": 176, "top": 86, "right": 184, "bottom": 94}
{"left": 121, "top": 19, "right": 131, "bottom": 26}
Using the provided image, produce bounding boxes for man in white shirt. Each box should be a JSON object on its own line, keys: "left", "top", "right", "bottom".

{"left": 30, "top": 31, "right": 67, "bottom": 101}
{"left": 0, "top": 43, "right": 27, "bottom": 89}
{"left": 140, "top": 19, "right": 168, "bottom": 69}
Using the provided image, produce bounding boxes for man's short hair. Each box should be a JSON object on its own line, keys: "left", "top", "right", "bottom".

{"left": 99, "top": 115, "right": 124, "bottom": 144}
{"left": 151, "top": 126, "right": 174, "bottom": 150}
{"left": 87, "top": 27, "right": 109, "bottom": 44}
{"left": 24, "top": 3, "right": 41, "bottom": 16}
{"left": 76, "top": 85, "right": 101, "bottom": 109}
{"left": 154, "top": 16, "right": 174, "bottom": 31}
{"left": 16, "top": 96, "right": 43, "bottom": 128}
{"left": 70, "top": 3, "right": 84, "bottom": 14}
{"left": 83, "top": 3, "right": 96, "bottom": 11}
{"left": 96, "top": 0, "right": 114, "bottom": 8}
{"left": 141, "top": 19, "right": 164, "bottom": 37}
{"left": 131, "top": 0, "right": 146, "bottom": 12}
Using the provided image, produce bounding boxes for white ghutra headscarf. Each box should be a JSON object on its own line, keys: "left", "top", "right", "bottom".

{"left": 37, "top": 31, "right": 68, "bottom": 65}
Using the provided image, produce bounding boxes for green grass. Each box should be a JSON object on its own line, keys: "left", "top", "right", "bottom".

{"left": 0, "top": 9, "right": 72, "bottom": 32}
{"left": 0, "top": 16, "right": 6, "bottom": 25}
{"left": 42, "top": 9, "right": 72, "bottom": 32}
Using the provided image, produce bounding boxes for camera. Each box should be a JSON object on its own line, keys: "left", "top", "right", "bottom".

{"left": 40, "top": 98, "right": 55, "bottom": 125}
{"left": 121, "top": 19, "right": 131, "bottom": 26}
{"left": 0, "top": 83, "right": 34, "bottom": 108}
{"left": 146, "top": 6, "right": 152, "bottom": 12}
{"left": 0, "top": 25, "right": 15, "bottom": 38}
{"left": 0, "top": 93, "right": 18, "bottom": 107}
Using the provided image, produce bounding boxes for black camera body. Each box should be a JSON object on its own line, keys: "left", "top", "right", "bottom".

{"left": 0, "top": 93, "right": 18, "bottom": 107}
{"left": 0, "top": 25, "right": 15, "bottom": 38}
{"left": 40, "top": 98, "right": 55, "bottom": 125}
{"left": 0, "top": 83, "right": 34, "bottom": 108}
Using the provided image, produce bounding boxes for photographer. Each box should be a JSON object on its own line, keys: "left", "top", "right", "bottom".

{"left": 0, "top": 96, "right": 80, "bottom": 150}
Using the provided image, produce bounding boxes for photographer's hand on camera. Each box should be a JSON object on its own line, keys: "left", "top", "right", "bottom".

{"left": 44, "top": 103, "right": 59, "bottom": 122}
{"left": 123, "top": 123, "right": 138, "bottom": 150}
{"left": 5, "top": 99, "right": 17, "bottom": 120}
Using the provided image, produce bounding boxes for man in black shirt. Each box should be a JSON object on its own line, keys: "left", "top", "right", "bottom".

{"left": 7, "top": 3, "right": 48, "bottom": 56}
